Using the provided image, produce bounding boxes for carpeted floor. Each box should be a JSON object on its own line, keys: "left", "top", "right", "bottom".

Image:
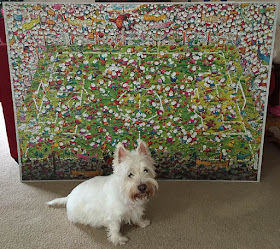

{"left": 1, "top": 106, "right": 280, "bottom": 249}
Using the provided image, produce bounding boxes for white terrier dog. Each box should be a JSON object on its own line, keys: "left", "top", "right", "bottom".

{"left": 47, "top": 139, "right": 158, "bottom": 245}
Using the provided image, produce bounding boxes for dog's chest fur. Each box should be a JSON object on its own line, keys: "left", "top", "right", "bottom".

{"left": 121, "top": 201, "right": 146, "bottom": 225}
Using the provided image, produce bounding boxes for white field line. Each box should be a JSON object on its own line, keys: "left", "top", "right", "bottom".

{"left": 203, "top": 132, "right": 248, "bottom": 136}
{"left": 233, "top": 77, "right": 252, "bottom": 156}
{"left": 197, "top": 158, "right": 251, "bottom": 162}
{"left": 221, "top": 113, "right": 225, "bottom": 122}
{"left": 215, "top": 84, "right": 219, "bottom": 97}
{"left": 223, "top": 121, "right": 243, "bottom": 124}
{"left": 238, "top": 82, "right": 246, "bottom": 111}
{"left": 32, "top": 97, "right": 39, "bottom": 112}
{"left": 228, "top": 74, "right": 246, "bottom": 111}
{"left": 137, "top": 56, "right": 142, "bottom": 140}
{"left": 36, "top": 80, "right": 43, "bottom": 93}
{"left": 82, "top": 77, "right": 88, "bottom": 95}
{"left": 62, "top": 51, "right": 225, "bottom": 56}
{"left": 195, "top": 88, "right": 200, "bottom": 100}
{"left": 138, "top": 90, "right": 141, "bottom": 140}
{"left": 36, "top": 51, "right": 58, "bottom": 119}
{"left": 37, "top": 97, "right": 44, "bottom": 120}
{"left": 24, "top": 156, "right": 252, "bottom": 162}
{"left": 79, "top": 89, "right": 83, "bottom": 106}
{"left": 33, "top": 80, "right": 43, "bottom": 114}
{"left": 235, "top": 97, "right": 254, "bottom": 157}
{"left": 24, "top": 147, "right": 29, "bottom": 158}
{"left": 194, "top": 88, "right": 204, "bottom": 130}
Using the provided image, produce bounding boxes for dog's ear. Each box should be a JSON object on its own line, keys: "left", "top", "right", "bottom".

{"left": 137, "top": 139, "right": 151, "bottom": 157}
{"left": 115, "top": 142, "right": 127, "bottom": 163}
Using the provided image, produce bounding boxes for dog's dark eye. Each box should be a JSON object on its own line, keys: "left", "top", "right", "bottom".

{"left": 128, "top": 173, "right": 134, "bottom": 178}
{"left": 144, "top": 169, "right": 149, "bottom": 173}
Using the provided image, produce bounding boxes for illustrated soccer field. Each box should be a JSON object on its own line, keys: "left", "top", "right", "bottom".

{"left": 18, "top": 44, "right": 261, "bottom": 177}
{"left": 4, "top": 2, "right": 276, "bottom": 181}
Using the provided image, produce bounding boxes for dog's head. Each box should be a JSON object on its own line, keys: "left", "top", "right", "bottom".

{"left": 112, "top": 139, "right": 158, "bottom": 202}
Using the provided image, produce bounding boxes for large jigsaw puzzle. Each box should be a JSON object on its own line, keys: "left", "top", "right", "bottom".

{"left": 3, "top": 2, "right": 278, "bottom": 181}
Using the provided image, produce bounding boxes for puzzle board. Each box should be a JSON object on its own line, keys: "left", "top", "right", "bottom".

{"left": 4, "top": 2, "right": 278, "bottom": 181}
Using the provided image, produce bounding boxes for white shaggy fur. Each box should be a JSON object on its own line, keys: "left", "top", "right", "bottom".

{"left": 47, "top": 139, "right": 158, "bottom": 245}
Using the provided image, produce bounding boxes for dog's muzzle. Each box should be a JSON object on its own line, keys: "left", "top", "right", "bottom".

{"left": 130, "top": 181, "right": 157, "bottom": 201}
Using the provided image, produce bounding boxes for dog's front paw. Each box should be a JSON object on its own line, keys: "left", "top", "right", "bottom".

{"left": 137, "top": 219, "right": 150, "bottom": 228}
{"left": 109, "top": 234, "right": 129, "bottom": 245}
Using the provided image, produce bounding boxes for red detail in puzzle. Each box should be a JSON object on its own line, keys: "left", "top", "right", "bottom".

{"left": 0, "top": 18, "right": 18, "bottom": 160}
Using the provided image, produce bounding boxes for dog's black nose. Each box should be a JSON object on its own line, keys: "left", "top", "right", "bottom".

{"left": 138, "top": 184, "right": 147, "bottom": 193}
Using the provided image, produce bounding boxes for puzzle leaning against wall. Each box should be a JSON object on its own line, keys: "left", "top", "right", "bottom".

{"left": 3, "top": 2, "right": 278, "bottom": 181}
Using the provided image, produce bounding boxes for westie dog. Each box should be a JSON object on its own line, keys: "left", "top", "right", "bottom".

{"left": 47, "top": 139, "right": 158, "bottom": 245}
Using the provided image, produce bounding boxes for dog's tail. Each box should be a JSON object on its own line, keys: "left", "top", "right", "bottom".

{"left": 46, "top": 197, "right": 68, "bottom": 207}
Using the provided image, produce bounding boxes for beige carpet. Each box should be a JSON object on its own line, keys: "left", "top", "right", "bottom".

{"left": 1, "top": 107, "right": 280, "bottom": 249}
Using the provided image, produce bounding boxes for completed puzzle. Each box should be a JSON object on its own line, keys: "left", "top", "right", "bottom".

{"left": 4, "top": 2, "right": 278, "bottom": 181}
